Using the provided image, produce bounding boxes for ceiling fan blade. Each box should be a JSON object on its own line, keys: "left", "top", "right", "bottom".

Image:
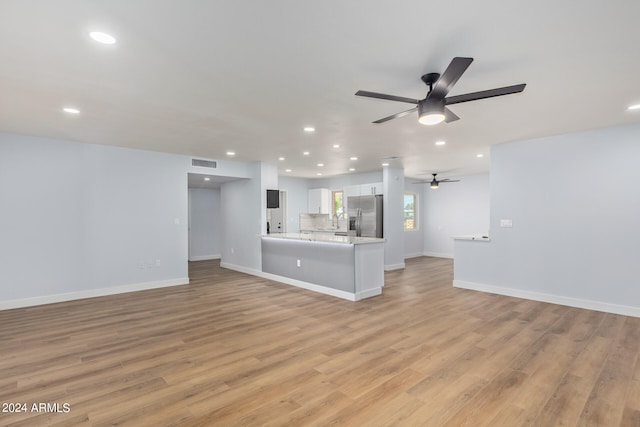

{"left": 439, "top": 179, "right": 461, "bottom": 183}
{"left": 445, "top": 83, "right": 526, "bottom": 105}
{"left": 372, "top": 106, "right": 418, "bottom": 124}
{"left": 428, "top": 57, "right": 474, "bottom": 99}
{"left": 444, "top": 107, "right": 459, "bottom": 123}
{"left": 355, "top": 90, "right": 419, "bottom": 104}
{"left": 412, "top": 181, "right": 430, "bottom": 184}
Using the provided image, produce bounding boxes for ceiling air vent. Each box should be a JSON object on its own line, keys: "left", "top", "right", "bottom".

{"left": 192, "top": 159, "right": 217, "bottom": 168}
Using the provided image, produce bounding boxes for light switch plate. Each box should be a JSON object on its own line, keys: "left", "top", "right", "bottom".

{"left": 500, "top": 219, "right": 513, "bottom": 228}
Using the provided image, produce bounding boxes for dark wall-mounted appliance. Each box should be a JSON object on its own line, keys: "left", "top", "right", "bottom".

{"left": 266, "top": 189, "right": 280, "bottom": 208}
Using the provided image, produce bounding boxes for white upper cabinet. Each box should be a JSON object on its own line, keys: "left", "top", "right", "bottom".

{"left": 308, "top": 188, "right": 330, "bottom": 214}
{"left": 361, "top": 182, "right": 383, "bottom": 196}
{"left": 343, "top": 182, "right": 383, "bottom": 213}
{"left": 345, "top": 182, "right": 383, "bottom": 198}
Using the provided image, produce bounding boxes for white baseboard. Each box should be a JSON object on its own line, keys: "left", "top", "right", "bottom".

{"left": 453, "top": 280, "right": 640, "bottom": 318}
{"left": 404, "top": 252, "right": 424, "bottom": 259}
{"left": 354, "top": 287, "right": 383, "bottom": 301}
{"left": 384, "top": 263, "right": 406, "bottom": 271}
{"left": 220, "top": 262, "right": 262, "bottom": 276}
{"left": 0, "top": 277, "right": 189, "bottom": 311}
{"left": 189, "top": 254, "right": 221, "bottom": 261}
{"left": 423, "top": 251, "right": 453, "bottom": 259}
{"left": 221, "top": 262, "right": 381, "bottom": 301}
{"left": 259, "top": 271, "right": 375, "bottom": 301}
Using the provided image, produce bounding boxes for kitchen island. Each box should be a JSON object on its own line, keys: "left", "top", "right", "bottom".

{"left": 260, "top": 233, "right": 385, "bottom": 301}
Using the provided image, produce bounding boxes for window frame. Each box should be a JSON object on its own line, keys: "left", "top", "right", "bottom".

{"left": 403, "top": 192, "right": 418, "bottom": 230}
{"left": 332, "top": 190, "right": 344, "bottom": 220}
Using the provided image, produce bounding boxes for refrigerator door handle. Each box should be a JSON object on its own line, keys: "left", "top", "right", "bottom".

{"left": 355, "top": 209, "right": 358, "bottom": 236}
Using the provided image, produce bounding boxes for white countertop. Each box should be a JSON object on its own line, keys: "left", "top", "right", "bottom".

{"left": 453, "top": 235, "right": 491, "bottom": 241}
{"left": 261, "top": 233, "right": 385, "bottom": 245}
{"left": 299, "top": 228, "right": 347, "bottom": 233}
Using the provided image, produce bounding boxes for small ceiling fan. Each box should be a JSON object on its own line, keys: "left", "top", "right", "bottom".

{"left": 356, "top": 57, "right": 526, "bottom": 125}
{"left": 414, "top": 173, "right": 460, "bottom": 189}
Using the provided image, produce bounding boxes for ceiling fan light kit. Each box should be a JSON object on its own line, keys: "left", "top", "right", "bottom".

{"left": 418, "top": 98, "right": 446, "bottom": 125}
{"left": 356, "top": 57, "right": 526, "bottom": 125}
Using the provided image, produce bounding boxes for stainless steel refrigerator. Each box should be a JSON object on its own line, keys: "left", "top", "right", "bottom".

{"left": 347, "top": 195, "right": 383, "bottom": 238}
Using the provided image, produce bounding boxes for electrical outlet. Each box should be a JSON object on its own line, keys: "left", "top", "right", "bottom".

{"left": 155, "top": 259, "right": 161, "bottom": 267}
{"left": 231, "top": 248, "right": 235, "bottom": 254}
{"left": 297, "top": 259, "right": 301, "bottom": 267}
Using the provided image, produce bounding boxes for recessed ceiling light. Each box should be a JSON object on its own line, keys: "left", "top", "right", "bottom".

{"left": 333, "top": 144, "right": 340, "bottom": 148}
{"left": 278, "top": 156, "right": 285, "bottom": 161}
{"left": 381, "top": 163, "right": 389, "bottom": 167}
{"left": 476, "top": 153, "right": 484, "bottom": 158}
{"left": 349, "top": 168, "right": 355, "bottom": 172}
{"left": 435, "top": 140, "right": 446, "bottom": 146}
{"left": 285, "top": 169, "right": 292, "bottom": 173}
{"left": 304, "top": 127, "right": 315, "bottom": 132}
{"left": 317, "top": 163, "right": 324, "bottom": 167}
{"left": 350, "top": 157, "right": 358, "bottom": 161}
{"left": 62, "top": 107, "right": 80, "bottom": 114}
{"left": 226, "top": 151, "right": 235, "bottom": 156}
{"left": 89, "top": 31, "right": 117, "bottom": 45}
{"left": 316, "top": 173, "right": 323, "bottom": 176}
{"left": 303, "top": 151, "right": 310, "bottom": 156}
{"left": 204, "top": 177, "right": 210, "bottom": 181}
{"left": 628, "top": 104, "right": 640, "bottom": 110}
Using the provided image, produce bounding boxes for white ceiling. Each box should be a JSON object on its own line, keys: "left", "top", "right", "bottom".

{"left": 1, "top": 1, "right": 639, "bottom": 180}
{"left": 188, "top": 173, "right": 244, "bottom": 189}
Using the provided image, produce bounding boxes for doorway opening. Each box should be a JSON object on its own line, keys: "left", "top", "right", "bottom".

{"left": 267, "top": 190, "right": 287, "bottom": 234}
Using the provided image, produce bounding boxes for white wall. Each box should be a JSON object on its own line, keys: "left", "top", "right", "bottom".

{"left": 423, "top": 173, "right": 490, "bottom": 258}
{"left": 188, "top": 188, "right": 221, "bottom": 261}
{"left": 220, "top": 162, "right": 277, "bottom": 273}
{"left": 0, "top": 133, "right": 189, "bottom": 309}
{"left": 277, "top": 176, "right": 309, "bottom": 233}
{"left": 454, "top": 124, "right": 640, "bottom": 316}
{"left": 383, "top": 166, "right": 405, "bottom": 270}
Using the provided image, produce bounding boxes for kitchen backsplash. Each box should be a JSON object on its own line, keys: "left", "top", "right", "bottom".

{"left": 300, "top": 213, "right": 347, "bottom": 231}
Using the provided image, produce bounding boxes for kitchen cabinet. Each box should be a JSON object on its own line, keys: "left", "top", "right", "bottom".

{"left": 261, "top": 234, "right": 385, "bottom": 300}
{"left": 308, "top": 188, "right": 330, "bottom": 214}
{"left": 362, "top": 182, "right": 383, "bottom": 196}
{"left": 344, "top": 182, "right": 383, "bottom": 213}
{"left": 345, "top": 182, "right": 383, "bottom": 198}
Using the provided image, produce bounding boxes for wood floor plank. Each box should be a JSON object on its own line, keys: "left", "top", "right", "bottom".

{"left": 1, "top": 257, "right": 638, "bottom": 426}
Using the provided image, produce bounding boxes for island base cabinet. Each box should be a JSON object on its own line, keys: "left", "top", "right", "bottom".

{"left": 262, "top": 238, "right": 355, "bottom": 292}
{"left": 261, "top": 236, "right": 384, "bottom": 300}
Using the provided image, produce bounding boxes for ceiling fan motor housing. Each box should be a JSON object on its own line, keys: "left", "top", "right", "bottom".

{"left": 419, "top": 98, "right": 445, "bottom": 114}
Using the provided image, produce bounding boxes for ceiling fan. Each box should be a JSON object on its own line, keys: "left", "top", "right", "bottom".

{"left": 414, "top": 173, "right": 460, "bottom": 189}
{"left": 355, "top": 57, "right": 526, "bottom": 125}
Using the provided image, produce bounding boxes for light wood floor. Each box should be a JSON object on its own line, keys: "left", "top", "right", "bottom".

{"left": 1, "top": 257, "right": 640, "bottom": 426}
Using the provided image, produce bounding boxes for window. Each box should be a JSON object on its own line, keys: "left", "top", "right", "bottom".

{"left": 404, "top": 193, "right": 417, "bottom": 230}
{"left": 332, "top": 190, "right": 344, "bottom": 219}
